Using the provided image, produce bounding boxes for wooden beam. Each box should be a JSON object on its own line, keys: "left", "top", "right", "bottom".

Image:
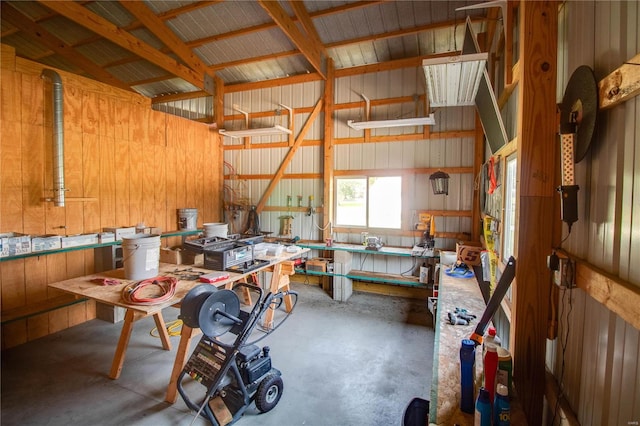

{"left": 327, "top": 17, "right": 484, "bottom": 50}
{"left": 598, "top": 53, "right": 640, "bottom": 110}
{"left": 544, "top": 370, "right": 581, "bottom": 426}
{"left": 38, "top": 0, "right": 204, "bottom": 89}
{"left": 574, "top": 257, "right": 640, "bottom": 331}
{"left": 118, "top": 1, "right": 211, "bottom": 82}
{"left": 323, "top": 58, "right": 335, "bottom": 241}
{"left": 512, "top": 1, "right": 557, "bottom": 424}
{"left": 1, "top": 3, "right": 132, "bottom": 92}
{"left": 258, "top": 0, "right": 325, "bottom": 79}
{"left": 208, "top": 50, "right": 299, "bottom": 72}
{"left": 335, "top": 52, "right": 457, "bottom": 77}
{"left": 152, "top": 90, "right": 209, "bottom": 104}
{"left": 289, "top": 1, "right": 327, "bottom": 56}
{"left": 335, "top": 167, "right": 473, "bottom": 176}
{"left": 225, "top": 73, "right": 323, "bottom": 93}
{"left": 255, "top": 99, "right": 324, "bottom": 213}
{"left": 472, "top": 112, "right": 485, "bottom": 242}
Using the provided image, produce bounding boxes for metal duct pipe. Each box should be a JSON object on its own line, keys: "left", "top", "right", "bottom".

{"left": 41, "top": 69, "right": 65, "bottom": 207}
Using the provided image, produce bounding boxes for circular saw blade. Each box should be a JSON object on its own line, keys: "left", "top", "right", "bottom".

{"left": 560, "top": 65, "right": 598, "bottom": 163}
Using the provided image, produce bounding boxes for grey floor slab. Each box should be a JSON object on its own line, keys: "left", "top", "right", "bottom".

{"left": 1, "top": 282, "right": 434, "bottom": 426}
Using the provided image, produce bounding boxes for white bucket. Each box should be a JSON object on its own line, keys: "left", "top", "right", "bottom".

{"left": 178, "top": 208, "right": 198, "bottom": 230}
{"left": 122, "top": 234, "right": 161, "bottom": 280}
{"left": 203, "top": 222, "right": 228, "bottom": 238}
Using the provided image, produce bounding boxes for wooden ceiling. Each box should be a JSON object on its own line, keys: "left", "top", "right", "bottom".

{"left": 0, "top": 1, "right": 493, "bottom": 100}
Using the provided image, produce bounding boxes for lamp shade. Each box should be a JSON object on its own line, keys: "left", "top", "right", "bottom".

{"left": 429, "top": 171, "right": 450, "bottom": 195}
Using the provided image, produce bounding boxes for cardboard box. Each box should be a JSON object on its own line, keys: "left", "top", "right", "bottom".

{"left": 103, "top": 226, "right": 136, "bottom": 241}
{"left": 136, "top": 226, "right": 162, "bottom": 235}
{"left": 456, "top": 242, "right": 483, "bottom": 266}
{"left": 306, "top": 257, "right": 331, "bottom": 272}
{"left": 61, "top": 233, "right": 99, "bottom": 248}
{"left": 31, "top": 235, "right": 62, "bottom": 252}
{"left": 160, "top": 246, "right": 202, "bottom": 265}
{"left": 0, "top": 232, "right": 32, "bottom": 257}
{"left": 98, "top": 232, "right": 115, "bottom": 243}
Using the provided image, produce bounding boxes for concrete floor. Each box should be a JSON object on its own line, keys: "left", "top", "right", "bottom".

{"left": 1, "top": 282, "right": 434, "bottom": 426}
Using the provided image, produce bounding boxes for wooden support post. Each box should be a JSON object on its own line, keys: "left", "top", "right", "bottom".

{"left": 109, "top": 309, "right": 145, "bottom": 379}
{"left": 512, "top": 1, "right": 557, "bottom": 424}
{"left": 322, "top": 58, "right": 335, "bottom": 241}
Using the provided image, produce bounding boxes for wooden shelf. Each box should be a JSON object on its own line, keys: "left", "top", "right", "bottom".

{"left": 0, "top": 229, "right": 201, "bottom": 262}
{"left": 1, "top": 294, "right": 88, "bottom": 324}
{"left": 347, "top": 270, "right": 428, "bottom": 287}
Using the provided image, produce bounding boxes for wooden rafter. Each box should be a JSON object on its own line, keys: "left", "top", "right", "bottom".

{"left": 257, "top": 0, "right": 325, "bottom": 79}
{"left": 325, "top": 17, "right": 485, "bottom": 49}
{"left": 289, "top": 1, "right": 327, "bottom": 56}
{"left": 1, "top": 2, "right": 132, "bottom": 92}
{"left": 255, "top": 99, "right": 324, "bottom": 213}
{"left": 118, "top": 0, "right": 210, "bottom": 80}
{"left": 37, "top": 0, "right": 204, "bottom": 89}
{"left": 185, "top": 1, "right": 382, "bottom": 49}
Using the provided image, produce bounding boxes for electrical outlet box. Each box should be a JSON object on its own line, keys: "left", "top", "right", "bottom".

{"left": 553, "top": 258, "right": 576, "bottom": 288}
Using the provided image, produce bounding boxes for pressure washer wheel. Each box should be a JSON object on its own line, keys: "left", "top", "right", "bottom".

{"left": 255, "top": 374, "right": 283, "bottom": 413}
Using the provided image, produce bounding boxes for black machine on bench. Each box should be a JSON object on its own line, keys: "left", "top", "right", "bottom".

{"left": 178, "top": 281, "right": 298, "bottom": 425}
{"left": 183, "top": 235, "right": 269, "bottom": 273}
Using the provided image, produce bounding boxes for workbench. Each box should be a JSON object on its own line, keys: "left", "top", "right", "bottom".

{"left": 296, "top": 242, "right": 438, "bottom": 301}
{"left": 47, "top": 248, "right": 308, "bottom": 384}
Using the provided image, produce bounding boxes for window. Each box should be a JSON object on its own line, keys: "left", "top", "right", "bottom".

{"left": 335, "top": 176, "right": 402, "bottom": 229}
{"left": 502, "top": 155, "right": 517, "bottom": 261}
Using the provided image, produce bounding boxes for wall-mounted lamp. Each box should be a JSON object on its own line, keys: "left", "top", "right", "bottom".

{"left": 429, "top": 171, "right": 450, "bottom": 195}
{"left": 422, "top": 52, "right": 488, "bottom": 107}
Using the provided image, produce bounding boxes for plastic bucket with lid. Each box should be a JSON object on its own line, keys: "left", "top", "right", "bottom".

{"left": 122, "top": 234, "right": 161, "bottom": 280}
{"left": 178, "top": 208, "right": 198, "bottom": 230}
{"left": 203, "top": 222, "right": 228, "bottom": 238}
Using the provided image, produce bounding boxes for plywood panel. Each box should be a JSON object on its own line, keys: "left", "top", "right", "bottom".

{"left": 20, "top": 73, "right": 43, "bottom": 126}
{"left": 1, "top": 70, "right": 21, "bottom": 122}
{"left": 128, "top": 140, "right": 144, "bottom": 224}
{"left": 1, "top": 261, "right": 25, "bottom": 311}
{"left": 114, "top": 139, "right": 131, "bottom": 226}
{"left": 141, "top": 141, "right": 156, "bottom": 226}
{"left": 24, "top": 257, "right": 47, "bottom": 303}
{"left": 153, "top": 144, "right": 167, "bottom": 229}
{"left": 1, "top": 120, "right": 23, "bottom": 231}
{"left": 149, "top": 110, "right": 165, "bottom": 147}
{"left": 82, "top": 91, "right": 99, "bottom": 135}
{"left": 21, "top": 123, "right": 45, "bottom": 234}
{"left": 63, "top": 84, "right": 82, "bottom": 135}
{"left": 99, "top": 95, "right": 115, "bottom": 139}
{"left": 164, "top": 145, "right": 178, "bottom": 234}
{"left": 27, "top": 313, "right": 49, "bottom": 341}
{"left": 82, "top": 133, "right": 101, "bottom": 233}
{"left": 129, "top": 103, "right": 149, "bottom": 143}
{"left": 99, "top": 135, "right": 116, "bottom": 228}
{"left": 2, "top": 320, "right": 27, "bottom": 349}
{"left": 64, "top": 130, "right": 84, "bottom": 234}
{"left": 114, "top": 97, "right": 130, "bottom": 140}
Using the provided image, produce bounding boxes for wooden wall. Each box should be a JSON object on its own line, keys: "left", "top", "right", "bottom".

{"left": 0, "top": 45, "right": 223, "bottom": 349}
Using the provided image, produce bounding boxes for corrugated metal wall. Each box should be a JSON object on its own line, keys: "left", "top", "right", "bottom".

{"left": 222, "top": 68, "right": 475, "bottom": 276}
{"left": 546, "top": 2, "right": 640, "bottom": 424}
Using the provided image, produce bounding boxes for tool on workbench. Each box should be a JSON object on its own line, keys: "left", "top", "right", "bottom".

{"left": 469, "top": 256, "right": 516, "bottom": 346}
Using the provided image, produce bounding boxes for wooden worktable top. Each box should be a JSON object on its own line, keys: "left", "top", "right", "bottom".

{"left": 49, "top": 248, "right": 308, "bottom": 315}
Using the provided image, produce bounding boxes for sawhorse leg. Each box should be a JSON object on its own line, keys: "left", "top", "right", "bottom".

{"left": 263, "top": 263, "right": 294, "bottom": 330}
{"left": 109, "top": 310, "right": 172, "bottom": 379}
{"left": 165, "top": 324, "right": 201, "bottom": 403}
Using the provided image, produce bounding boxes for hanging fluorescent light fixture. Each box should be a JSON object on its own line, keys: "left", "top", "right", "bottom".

{"left": 219, "top": 125, "right": 292, "bottom": 138}
{"left": 348, "top": 114, "right": 435, "bottom": 130}
{"left": 347, "top": 93, "right": 436, "bottom": 130}
{"left": 422, "top": 52, "right": 488, "bottom": 107}
{"left": 219, "top": 104, "right": 292, "bottom": 139}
